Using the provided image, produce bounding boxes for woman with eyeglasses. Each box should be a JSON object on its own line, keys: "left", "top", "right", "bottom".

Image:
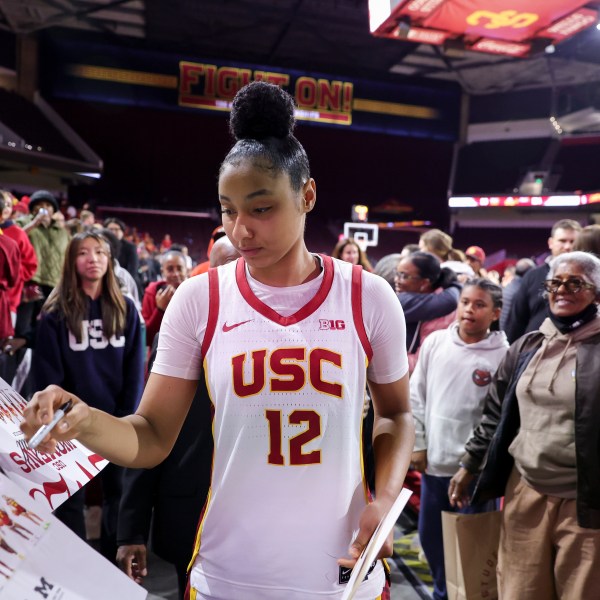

{"left": 394, "top": 251, "right": 461, "bottom": 374}
{"left": 448, "top": 250, "right": 600, "bottom": 598}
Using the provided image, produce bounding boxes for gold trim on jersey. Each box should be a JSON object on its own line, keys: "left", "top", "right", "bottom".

{"left": 359, "top": 390, "right": 370, "bottom": 504}
{"left": 187, "top": 360, "right": 218, "bottom": 574}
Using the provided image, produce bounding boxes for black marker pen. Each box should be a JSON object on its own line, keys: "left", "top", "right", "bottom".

{"left": 27, "top": 399, "right": 74, "bottom": 450}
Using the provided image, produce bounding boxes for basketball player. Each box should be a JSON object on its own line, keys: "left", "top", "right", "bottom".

{"left": 21, "top": 81, "right": 414, "bottom": 599}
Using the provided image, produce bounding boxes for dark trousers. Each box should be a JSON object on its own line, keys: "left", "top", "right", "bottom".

{"left": 174, "top": 561, "right": 188, "bottom": 600}
{"left": 419, "top": 473, "right": 496, "bottom": 600}
{"left": 53, "top": 463, "right": 124, "bottom": 564}
{"left": 15, "top": 284, "right": 53, "bottom": 348}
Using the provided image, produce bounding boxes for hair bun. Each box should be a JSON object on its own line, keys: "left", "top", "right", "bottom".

{"left": 230, "top": 81, "right": 296, "bottom": 141}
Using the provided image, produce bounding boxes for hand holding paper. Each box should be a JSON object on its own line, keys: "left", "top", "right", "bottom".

{"left": 338, "top": 498, "right": 394, "bottom": 569}
{"left": 340, "top": 488, "right": 412, "bottom": 600}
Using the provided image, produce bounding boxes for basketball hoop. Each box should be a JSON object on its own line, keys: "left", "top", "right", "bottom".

{"left": 343, "top": 222, "right": 379, "bottom": 249}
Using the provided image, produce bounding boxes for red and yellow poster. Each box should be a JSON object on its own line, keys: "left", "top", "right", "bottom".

{"left": 0, "top": 378, "right": 144, "bottom": 598}
{"left": 0, "top": 378, "right": 107, "bottom": 511}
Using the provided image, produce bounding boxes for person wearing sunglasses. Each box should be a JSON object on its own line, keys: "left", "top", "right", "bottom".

{"left": 448, "top": 250, "right": 600, "bottom": 598}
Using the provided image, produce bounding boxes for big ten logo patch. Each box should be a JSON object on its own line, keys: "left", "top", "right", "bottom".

{"left": 68, "top": 319, "right": 125, "bottom": 351}
{"left": 319, "top": 319, "right": 345, "bottom": 331}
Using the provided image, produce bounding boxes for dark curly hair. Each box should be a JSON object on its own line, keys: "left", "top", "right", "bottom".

{"left": 220, "top": 81, "right": 310, "bottom": 192}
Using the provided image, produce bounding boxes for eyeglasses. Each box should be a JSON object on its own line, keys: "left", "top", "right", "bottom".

{"left": 542, "top": 278, "right": 596, "bottom": 294}
{"left": 395, "top": 272, "right": 422, "bottom": 281}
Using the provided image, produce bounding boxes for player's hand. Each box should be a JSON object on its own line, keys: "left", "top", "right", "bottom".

{"left": 116, "top": 544, "right": 148, "bottom": 584}
{"left": 337, "top": 497, "right": 394, "bottom": 569}
{"left": 410, "top": 450, "right": 427, "bottom": 473}
{"left": 155, "top": 285, "right": 175, "bottom": 311}
{"left": 448, "top": 467, "right": 475, "bottom": 509}
{"left": 20, "top": 385, "right": 92, "bottom": 453}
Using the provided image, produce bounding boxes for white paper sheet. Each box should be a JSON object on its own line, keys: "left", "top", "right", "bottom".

{"left": 0, "top": 473, "right": 146, "bottom": 598}
{"left": 341, "top": 488, "right": 413, "bottom": 600}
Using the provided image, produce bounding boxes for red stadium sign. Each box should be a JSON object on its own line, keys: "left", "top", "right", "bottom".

{"left": 537, "top": 8, "right": 598, "bottom": 41}
{"left": 470, "top": 38, "right": 530, "bottom": 57}
{"left": 370, "top": 0, "right": 599, "bottom": 57}
{"left": 401, "top": 0, "right": 446, "bottom": 19}
{"left": 406, "top": 27, "right": 451, "bottom": 44}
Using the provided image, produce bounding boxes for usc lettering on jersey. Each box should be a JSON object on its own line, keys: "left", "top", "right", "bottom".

{"left": 188, "top": 255, "right": 385, "bottom": 600}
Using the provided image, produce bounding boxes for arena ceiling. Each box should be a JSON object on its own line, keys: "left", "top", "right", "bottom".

{"left": 2, "top": 0, "right": 600, "bottom": 96}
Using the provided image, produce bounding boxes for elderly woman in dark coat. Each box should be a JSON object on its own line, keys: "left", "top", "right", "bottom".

{"left": 449, "top": 250, "right": 600, "bottom": 599}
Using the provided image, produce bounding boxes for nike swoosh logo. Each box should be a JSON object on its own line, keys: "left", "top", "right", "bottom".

{"left": 222, "top": 319, "right": 254, "bottom": 332}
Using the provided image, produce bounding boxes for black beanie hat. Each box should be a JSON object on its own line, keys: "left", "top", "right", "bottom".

{"left": 29, "top": 190, "right": 59, "bottom": 214}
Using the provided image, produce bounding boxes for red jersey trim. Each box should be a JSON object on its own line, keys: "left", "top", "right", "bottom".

{"left": 201, "top": 268, "right": 220, "bottom": 359}
{"left": 352, "top": 265, "right": 373, "bottom": 363}
{"left": 235, "top": 255, "right": 335, "bottom": 326}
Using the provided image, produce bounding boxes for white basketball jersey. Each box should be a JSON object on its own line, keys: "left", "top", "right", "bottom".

{"left": 188, "top": 256, "right": 385, "bottom": 600}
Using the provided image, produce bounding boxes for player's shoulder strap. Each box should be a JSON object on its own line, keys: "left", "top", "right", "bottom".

{"left": 351, "top": 264, "right": 373, "bottom": 362}
{"left": 200, "top": 267, "right": 220, "bottom": 360}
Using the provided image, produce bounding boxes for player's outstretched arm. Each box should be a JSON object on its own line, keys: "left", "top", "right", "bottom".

{"left": 20, "top": 373, "right": 197, "bottom": 468}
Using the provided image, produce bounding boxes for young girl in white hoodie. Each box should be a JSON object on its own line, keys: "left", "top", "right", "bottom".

{"left": 409, "top": 278, "right": 509, "bottom": 600}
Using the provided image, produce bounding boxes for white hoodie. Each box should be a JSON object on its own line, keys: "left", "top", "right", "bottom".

{"left": 410, "top": 321, "right": 509, "bottom": 476}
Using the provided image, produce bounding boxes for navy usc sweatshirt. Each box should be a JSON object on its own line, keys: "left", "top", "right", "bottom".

{"left": 33, "top": 295, "right": 144, "bottom": 416}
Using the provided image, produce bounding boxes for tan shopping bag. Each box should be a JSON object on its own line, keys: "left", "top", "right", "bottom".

{"left": 442, "top": 510, "right": 501, "bottom": 600}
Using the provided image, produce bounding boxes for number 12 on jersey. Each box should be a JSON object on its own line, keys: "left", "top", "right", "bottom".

{"left": 265, "top": 409, "right": 322, "bottom": 466}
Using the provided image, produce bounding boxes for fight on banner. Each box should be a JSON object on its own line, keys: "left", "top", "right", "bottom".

{"left": 42, "top": 36, "right": 460, "bottom": 141}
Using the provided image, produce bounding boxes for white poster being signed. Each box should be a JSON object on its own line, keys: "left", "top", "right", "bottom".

{"left": 0, "top": 378, "right": 107, "bottom": 511}
{"left": 0, "top": 473, "right": 146, "bottom": 599}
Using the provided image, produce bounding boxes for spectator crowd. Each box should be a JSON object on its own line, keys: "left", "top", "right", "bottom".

{"left": 3, "top": 173, "right": 600, "bottom": 600}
